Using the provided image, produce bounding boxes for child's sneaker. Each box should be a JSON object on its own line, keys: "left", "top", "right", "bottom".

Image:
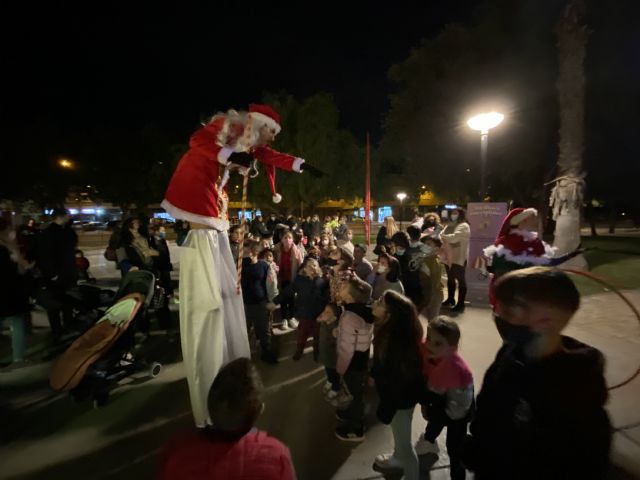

{"left": 373, "top": 453, "right": 404, "bottom": 472}
{"left": 329, "top": 389, "right": 353, "bottom": 408}
{"left": 335, "top": 425, "right": 364, "bottom": 442}
{"left": 414, "top": 434, "right": 440, "bottom": 455}
{"left": 325, "top": 389, "right": 339, "bottom": 402}
{"left": 288, "top": 318, "right": 299, "bottom": 329}
{"left": 277, "top": 319, "right": 289, "bottom": 331}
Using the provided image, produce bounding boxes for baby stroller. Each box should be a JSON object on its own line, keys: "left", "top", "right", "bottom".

{"left": 50, "top": 270, "right": 162, "bottom": 408}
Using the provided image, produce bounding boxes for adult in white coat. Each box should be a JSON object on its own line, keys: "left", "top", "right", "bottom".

{"left": 441, "top": 208, "right": 471, "bottom": 313}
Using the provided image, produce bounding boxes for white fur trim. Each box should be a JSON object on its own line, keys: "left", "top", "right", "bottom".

{"left": 249, "top": 112, "right": 281, "bottom": 135}
{"left": 510, "top": 229, "right": 539, "bottom": 241}
{"left": 217, "top": 147, "right": 234, "bottom": 165}
{"left": 510, "top": 208, "right": 537, "bottom": 226}
{"left": 272, "top": 193, "right": 282, "bottom": 204}
{"left": 160, "top": 199, "right": 229, "bottom": 232}
{"left": 292, "top": 157, "right": 305, "bottom": 173}
{"left": 483, "top": 243, "right": 556, "bottom": 266}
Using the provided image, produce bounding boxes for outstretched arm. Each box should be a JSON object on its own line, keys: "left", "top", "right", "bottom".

{"left": 253, "top": 146, "right": 305, "bottom": 172}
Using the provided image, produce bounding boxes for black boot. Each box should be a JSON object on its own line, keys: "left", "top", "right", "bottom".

{"left": 451, "top": 303, "right": 466, "bottom": 313}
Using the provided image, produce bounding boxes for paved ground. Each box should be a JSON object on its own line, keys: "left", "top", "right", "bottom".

{"left": 1, "top": 241, "right": 639, "bottom": 479}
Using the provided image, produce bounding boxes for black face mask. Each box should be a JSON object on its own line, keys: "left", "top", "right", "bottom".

{"left": 325, "top": 258, "right": 338, "bottom": 266}
{"left": 494, "top": 315, "right": 540, "bottom": 348}
{"left": 425, "top": 220, "right": 436, "bottom": 228}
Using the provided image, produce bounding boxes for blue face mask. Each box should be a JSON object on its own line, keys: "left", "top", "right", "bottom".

{"left": 494, "top": 315, "right": 540, "bottom": 348}
{"left": 159, "top": 231, "right": 166, "bottom": 239}
{"left": 395, "top": 248, "right": 405, "bottom": 256}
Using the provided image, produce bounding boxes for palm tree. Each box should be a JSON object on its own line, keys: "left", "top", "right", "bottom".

{"left": 549, "top": 0, "right": 589, "bottom": 268}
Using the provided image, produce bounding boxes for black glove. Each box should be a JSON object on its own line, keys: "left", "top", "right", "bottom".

{"left": 228, "top": 151, "right": 253, "bottom": 169}
{"left": 301, "top": 163, "right": 323, "bottom": 178}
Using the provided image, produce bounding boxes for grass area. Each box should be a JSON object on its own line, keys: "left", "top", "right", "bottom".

{"left": 570, "top": 236, "right": 640, "bottom": 296}
{"left": 353, "top": 232, "right": 640, "bottom": 296}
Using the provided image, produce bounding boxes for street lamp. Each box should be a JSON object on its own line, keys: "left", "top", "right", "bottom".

{"left": 58, "top": 158, "right": 74, "bottom": 169}
{"left": 467, "top": 111, "right": 504, "bottom": 200}
{"left": 396, "top": 192, "right": 407, "bottom": 230}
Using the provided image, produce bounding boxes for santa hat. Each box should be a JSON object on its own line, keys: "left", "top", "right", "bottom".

{"left": 495, "top": 208, "right": 537, "bottom": 243}
{"left": 264, "top": 164, "right": 282, "bottom": 203}
{"left": 248, "top": 103, "right": 281, "bottom": 135}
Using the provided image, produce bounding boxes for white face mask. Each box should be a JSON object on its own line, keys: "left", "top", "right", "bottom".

{"left": 378, "top": 265, "right": 387, "bottom": 274}
{"left": 450, "top": 214, "right": 459, "bottom": 222}
{"left": 8, "top": 231, "right": 16, "bottom": 242}
{"left": 396, "top": 248, "right": 405, "bottom": 256}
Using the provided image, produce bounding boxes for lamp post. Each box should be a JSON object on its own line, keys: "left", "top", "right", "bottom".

{"left": 467, "top": 111, "right": 504, "bottom": 200}
{"left": 396, "top": 192, "right": 407, "bottom": 230}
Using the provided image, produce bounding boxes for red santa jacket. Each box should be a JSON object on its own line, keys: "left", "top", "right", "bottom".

{"left": 162, "top": 120, "right": 304, "bottom": 231}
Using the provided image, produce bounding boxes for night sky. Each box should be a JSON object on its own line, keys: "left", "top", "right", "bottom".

{"left": 1, "top": 1, "right": 480, "bottom": 149}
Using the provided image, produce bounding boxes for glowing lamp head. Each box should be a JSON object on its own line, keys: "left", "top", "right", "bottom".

{"left": 467, "top": 112, "right": 504, "bottom": 133}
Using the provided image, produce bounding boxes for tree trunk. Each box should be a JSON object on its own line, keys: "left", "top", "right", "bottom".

{"left": 550, "top": 0, "right": 589, "bottom": 269}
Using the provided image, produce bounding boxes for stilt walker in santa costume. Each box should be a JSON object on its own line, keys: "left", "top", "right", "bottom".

{"left": 162, "top": 104, "right": 321, "bottom": 427}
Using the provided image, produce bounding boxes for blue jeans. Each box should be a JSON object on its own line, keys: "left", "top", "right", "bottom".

{"left": 2, "top": 314, "right": 26, "bottom": 362}
{"left": 391, "top": 407, "right": 419, "bottom": 480}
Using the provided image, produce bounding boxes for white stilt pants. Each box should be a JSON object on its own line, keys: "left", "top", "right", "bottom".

{"left": 179, "top": 229, "right": 250, "bottom": 427}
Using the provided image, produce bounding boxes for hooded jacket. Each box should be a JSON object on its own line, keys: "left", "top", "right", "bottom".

{"left": 466, "top": 336, "right": 611, "bottom": 480}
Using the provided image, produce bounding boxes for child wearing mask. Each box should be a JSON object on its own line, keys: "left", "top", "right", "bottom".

{"left": 367, "top": 253, "right": 405, "bottom": 300}
{"left": 334, "top": 276, "right": 374, "bottom": 442}
{"left": 464, "top": 267, "right": 611, "bottom": 479}
{"left": 275, "top": 257, "right": 329, "bottom": 361}
{"left": 415, "top": 317, "right": 474, "bottom": 480}
{"left": 229, "top": 225, "right": 243, "bottom": 266}
{"left": 258, "top": 249, "right": 279, "bottom": 304}
{"left": 403, "top": 225, "right": 431, "bottom": 308}
{"left": 273, "top": 230, "right": 304, "bottom": 330}
{"left": 241, "top": 240, "right": 278, "bottom": 364}
{"left": 419, "top": 235, "right": 444, "bottom": 321}
{"left": 318, "top": 247, "right": 354, "bottom": 403}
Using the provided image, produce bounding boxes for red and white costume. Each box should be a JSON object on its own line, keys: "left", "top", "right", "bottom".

{"left": 483, "top": 208, "right": 556, "bottom": 307}
{"left": 162, "top": 104, "right": 304, "bottom": 427}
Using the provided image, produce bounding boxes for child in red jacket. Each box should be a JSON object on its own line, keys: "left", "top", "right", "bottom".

{"left": 159, "top": 358, "right": 296, "bottom": 480}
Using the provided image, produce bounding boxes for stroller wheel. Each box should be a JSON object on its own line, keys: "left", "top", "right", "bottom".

{"left": 149, "top": 362, "right": 162, "bottom": 378}
{"left": 92, "top": 392, "right": 109, "bottom": 409}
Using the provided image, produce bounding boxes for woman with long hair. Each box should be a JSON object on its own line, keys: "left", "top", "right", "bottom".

{"left": 375, "top": 216, "right": 399, "bottom": 255}
{"left": 371, "top": 290, "right": 425, "bottom": 479}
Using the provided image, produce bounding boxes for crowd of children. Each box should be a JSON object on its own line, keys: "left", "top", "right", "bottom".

{"left": 210, "top": 210, "right": 612, "bottom": 480}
